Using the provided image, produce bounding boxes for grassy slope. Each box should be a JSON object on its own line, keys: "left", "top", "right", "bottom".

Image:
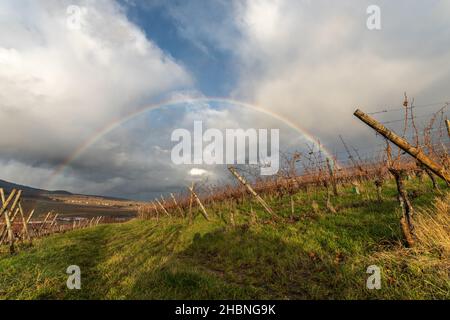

{"left": 1, "top": 179, "right": 449, "bottom": 299}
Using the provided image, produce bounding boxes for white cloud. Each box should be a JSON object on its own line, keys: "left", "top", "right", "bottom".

{"left": 0, "top": 0, "right": 192, "bottom": 188}
{"left": 230, "top": 0, "right": 450, "bottom": 144}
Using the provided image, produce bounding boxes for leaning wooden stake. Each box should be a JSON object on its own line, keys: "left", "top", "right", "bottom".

{"left": 2, "top": 210, "right": 14, "bottom": 253}
{"left": 18, "top": 203, "right": 30, "bottom": 241}
{"left": 188, "top": 186, "right": 210, "bottom": 221}
{"left": 2, "top": 190, "right": 22, "bottom": 253}
{"left": 354, "top": 109, "right": 450, "bottom": 185}
{"left": 38, "top": 212, "right": 52, "bottom": 235}
{"left": 49, "top": 214, "right": 59, "bottom": 228}
{"left": 0, "top": 189, "right": 15, "bottom": 239}
{"left": 25, "top": 209, "right": 35, "bottom": 233}
{"left": 228, "top": 166, "right": 276, "bottom": 217}
{"left": 0, "top": 207, "right": 18, "bottom": 245}
{"left": 389, "top": 168, "right": 415, "bottom": 247}
{"left": 170, "top": 193, "right": 185, "bottom": 217}
{"left": 160, "top": 196, "right": 169, "bottom": 212}
{"left": 152, "top": 202, "right": 160, "bottom": 221}
{"left": 155, "top": 199, "right": 170, "bottom": 217}
{"left": 0, "top": 189, "right": 17, "bottom": 218}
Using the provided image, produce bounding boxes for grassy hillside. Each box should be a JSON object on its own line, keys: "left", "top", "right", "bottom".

{"left": 1, "top": 179, "right": 448, "bottom": 299}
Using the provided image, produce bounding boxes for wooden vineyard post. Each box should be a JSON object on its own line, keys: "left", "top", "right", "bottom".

{"left": 354, "top": 109, "right": 450, "bottom": 185}
{"left": 26, "top": 209, "right": 34, "bottom": 224}
{"left": 1, "top": 207, "right": 20, "bottom": 245}
{"left": 170, "top": 193, "right": 185, "bottom": 217}
{"left": 3, "top": 209, "right": 14, "bottom": 253}
{"left": 0, "top": 189, "right": 15, "bottom": 242}
{"left": 227, "top": 166, "right": 276, "bottom": 218}
{"left": 38, "top": 212, "right": 52, "bottom": 236}
{"left": 160, "top": 196, "right": 168, "bottom": 212}
{"left": 18, "top": 203, "right": 30, "bottom": 241}
{"left": 24, "top": 209, "right": 35, "bottom": 239}
{"left": 326, "top": 158, "right": 338, "bottom": 196}
{"left": 188, "top": 185, "right": 210, "bottom": 221}
{"left": 389, "top": 168, "right": 415, "bottom": 247}
{"left": 155, "top": 199, "right": 170, "bottom": 217}
{"left": 49, "top": 214, "right": 59, "bottom": 229}
{"left": 0, "top": 189, "right": 17, "bottom": 218}
{"left": 1, "top": 190, "right": 22, "bottom": 254}
{"left": 152, "top": 202, "right": 160, "bottom": 221}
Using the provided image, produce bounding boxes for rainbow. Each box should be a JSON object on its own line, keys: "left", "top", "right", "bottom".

{"left": 45, "top": 97, "right": 335, "bottom": 189}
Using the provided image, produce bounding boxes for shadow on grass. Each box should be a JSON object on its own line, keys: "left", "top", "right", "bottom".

{"left": 129, "top": 225, "right": 370, "bottom": 299}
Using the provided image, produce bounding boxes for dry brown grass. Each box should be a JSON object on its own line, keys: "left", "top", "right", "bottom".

{"left": 374, "top": 192, "right": 450, "bottom": 298}
{"left": 412, "top": 193, "right": 450, "bottom": 258}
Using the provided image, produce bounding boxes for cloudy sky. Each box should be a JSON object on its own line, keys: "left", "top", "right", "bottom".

{"left": 0, "top": 0, "right": 449, "bottom": 199}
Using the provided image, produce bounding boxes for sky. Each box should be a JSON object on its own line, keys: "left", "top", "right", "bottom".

{"left": 0, "top": 0, "right": 449, "bottom": 200}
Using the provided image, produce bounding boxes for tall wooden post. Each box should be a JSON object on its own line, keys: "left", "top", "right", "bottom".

{"left": 155, "top": 199, "right": 170, "bottom": 217}
{"left": 326, "top": 158, "right": 338, "bottom": 196}
{"left": 389, "top": 168, "right": 415, "bottom": 247}
{"left": 170, "top": 193, "right": 185, "bottom": 217}
{"left": 188, "top": 186, "right": 210, "bottom": 221}
{"left": 354, "top": 109, "right": 450, "bottom": 185}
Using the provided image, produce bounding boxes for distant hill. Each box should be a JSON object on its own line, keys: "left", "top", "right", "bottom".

{"left": 0, "top": 178, "right": 72, "bottom": 196}
{"left": 0, "top": 178, "right": 130, "bottom": 201}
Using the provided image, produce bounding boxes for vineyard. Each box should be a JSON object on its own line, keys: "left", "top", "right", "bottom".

{"left": 1, "top": 97, "right": 449, "bottom": 299}
{"left": 137, "top": 97, "right": 450, "bottom": 250}
{"left": 0, "top": 188, "right": 128, "bottom": 254}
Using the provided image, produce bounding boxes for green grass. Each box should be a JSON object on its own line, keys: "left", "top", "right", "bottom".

{"left": 1, "top": 178, "right": 448, "bottom": 299}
